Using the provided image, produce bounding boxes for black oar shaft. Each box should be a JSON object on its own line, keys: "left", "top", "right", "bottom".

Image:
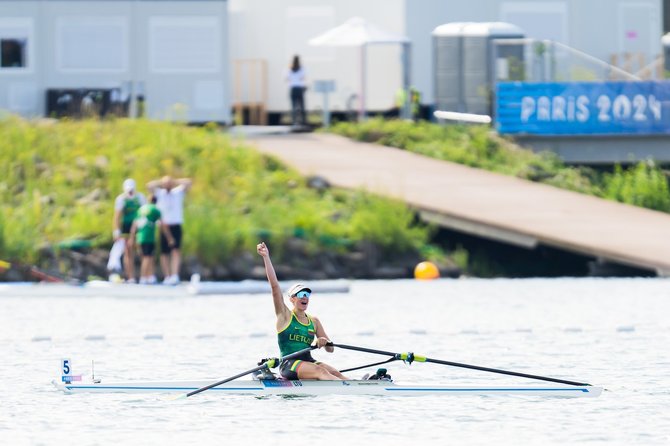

{"left": 423, "top": 357, "right": 589, "bottom": 386}
{"left": 186, "top": 365, "right": 264, "bottom": 397}
{"left": 331, "top": 343, "right": 590, "bottom": 387}
{"left": 186, "top": 345, "right": 316, "bottom": 397}
{"left": 339, "top": 357, "right": 397, "bottom": 374}
{"left": 333, "top": 343, "right": 397, "bottom": 357}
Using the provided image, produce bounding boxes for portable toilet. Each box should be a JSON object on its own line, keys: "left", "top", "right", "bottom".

{"left": 433, "top": 22, "right": 524, "bottom": 117}
{"left": 462, "top": 22, "right": 524, "bottom": 116}
{"left": 662, "top": 33, "right": 670, "bottom": 78}
{"left": 432, "top": 22, "right": 472, "bottom": 114}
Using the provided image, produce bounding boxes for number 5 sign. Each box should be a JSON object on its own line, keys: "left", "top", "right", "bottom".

{"left": 61, "top": 358, "right": 81, "bottom": 383}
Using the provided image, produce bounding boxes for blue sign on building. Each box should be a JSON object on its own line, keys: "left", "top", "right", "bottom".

{"left": 496, "top": 81, "right": 670, "bottom": 135}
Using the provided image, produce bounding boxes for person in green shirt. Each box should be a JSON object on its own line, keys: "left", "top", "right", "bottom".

{"left": 129, "top": 196, "right": 174, "bottom": 285}
{"left": 257, "top": 241, "right": 347, "bottom": 380}
{"left": 112, "top": 179, "right": 146, "bottom": 283}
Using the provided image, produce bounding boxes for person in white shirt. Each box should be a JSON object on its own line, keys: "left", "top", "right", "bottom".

{"left": 286, "top": 55, "right": 307, "bottom": 126}
{"left": 147, "top": 176, "right": 192, "bottom": 285}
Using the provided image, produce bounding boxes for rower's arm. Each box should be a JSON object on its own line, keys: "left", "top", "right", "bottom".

{"left": 113, "top": 196, "right": 123, "bottom": 240}
{"left": 146, "top": 179, "right": 161, "bottom": 192}
{"left": 257, "top": 242, "right": 289, "bottom": 323}
{"left": 158, "top": 220, "right": 175, "bottom": 246}
{"left": 176, "top": 178, "right": 193, "bottom": 191}
{"left": 312, "top": 316, "right": 334, "bottom": 353}
{"left": 113, "top": 210, "right": 122, "bottom": 239}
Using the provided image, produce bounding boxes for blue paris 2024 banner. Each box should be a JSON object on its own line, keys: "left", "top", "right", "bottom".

{"left": 496, "top": 81, "right": 670, "bottom": 135}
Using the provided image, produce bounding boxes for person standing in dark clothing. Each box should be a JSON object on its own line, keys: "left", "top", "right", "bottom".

{"left": 286, "top": 55, "right": 307, "bottom": 126}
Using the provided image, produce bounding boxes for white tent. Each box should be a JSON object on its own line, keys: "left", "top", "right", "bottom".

{"left": 308, "top": 16, "right": 411, "bottom": 120}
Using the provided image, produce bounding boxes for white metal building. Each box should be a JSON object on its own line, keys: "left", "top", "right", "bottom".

{"left": 0, "top": 0, "right": 230, "bottom": 122}
{"left": 0, "top": 0, "right": 662, "bottom": 121}
{"left": 228, "top": 0, "right": 406, "bottom": 121}
{"left": 230, "top": 0, "right": 662, "bottom": 117}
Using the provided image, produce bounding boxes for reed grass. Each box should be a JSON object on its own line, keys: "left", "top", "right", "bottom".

{"left": 0, "top": 116, "right": 435, "bottom": 266}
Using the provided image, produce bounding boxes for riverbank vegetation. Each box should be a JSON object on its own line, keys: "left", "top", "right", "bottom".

{"left": 0, "top": 116, "right": 456, "bottom": 279}
{"left": 329, "top": 118, "right": 670, "bottom": 213}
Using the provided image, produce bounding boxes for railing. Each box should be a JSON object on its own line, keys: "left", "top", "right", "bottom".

{"left": 492, "top": 38, "right": 643, "bottom": 83}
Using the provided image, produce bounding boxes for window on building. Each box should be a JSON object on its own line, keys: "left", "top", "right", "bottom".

{"left": 149, "top": 17, "right": 221, "bottom": 73}
{"left": 56, "top": 17, "right": 128, "bottom": 72}
{"left": 1, "top": 38, "right": 26, "bottom": 68}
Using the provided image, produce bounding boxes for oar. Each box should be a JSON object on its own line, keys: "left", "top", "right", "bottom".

{"left": 331, "top": 343, "right": 591, "bottom": 386}
{"left": 180, "top": 345, "right": 316, "bottom": 398}
{"left": 0, "top": 258, "right": 75, "bottom": 283}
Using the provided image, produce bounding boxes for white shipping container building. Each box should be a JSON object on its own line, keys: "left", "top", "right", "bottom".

{"left": 0, "top": 0, "right": 230, "bottom": 122}
{"left": 0, "top": 0, "right": 662, "bottom": 122}
{"left": 231, "top": 0, "right": 662, "bottom": 120}
{"left": 228, "top": 0, "right": 405, "bottom": 122}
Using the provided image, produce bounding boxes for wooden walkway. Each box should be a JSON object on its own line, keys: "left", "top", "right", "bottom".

{"left": 246, "top": 132, "right": 670, "bottom": 276}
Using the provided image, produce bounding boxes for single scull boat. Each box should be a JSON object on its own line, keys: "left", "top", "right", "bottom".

{"left": 53, "top": 343, "right": 603, "bottom": 398}
{"left": 52, "top": 377, "right": 602, "bottom": 397}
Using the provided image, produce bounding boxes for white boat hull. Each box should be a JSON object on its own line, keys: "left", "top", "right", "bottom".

{"left": 53, "top": 378, "right": 602, "bottom": 398}
{"left": 0, "top": 279, "right": 350, "bottom": 298}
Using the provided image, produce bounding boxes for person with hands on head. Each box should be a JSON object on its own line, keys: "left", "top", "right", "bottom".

{"left": 146, "top": 175, "right": 192, "bottom": 285}
{"left": 257, "top": 241, "right": 348, "bottom": 380}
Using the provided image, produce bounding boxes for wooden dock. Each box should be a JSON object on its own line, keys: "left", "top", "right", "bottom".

{"left": 246, "top": 132, "right": 670, "bottom": 276}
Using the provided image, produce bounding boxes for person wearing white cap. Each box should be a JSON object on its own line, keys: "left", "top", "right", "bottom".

{"left": 257, "top": 242, "right": 348, "bottom": 380}
{"left": 112, "top": 178, "right": 146, "bottom": 283}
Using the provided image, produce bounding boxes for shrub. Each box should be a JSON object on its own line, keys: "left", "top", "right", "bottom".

{"left": 603, "top": 162, "right": 670, "bottom": 212}
{"left": 0, "top": 116, "right": 436, "bottom": 267}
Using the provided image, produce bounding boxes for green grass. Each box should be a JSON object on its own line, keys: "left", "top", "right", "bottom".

{"left": 0, "top": 116, "right": 437, "bottom": 266}
{"left": 602, "top": 162, "right": 670, "bottom": 211}
{"left": 328, "top": 118, "right": 670, "bottom": 212}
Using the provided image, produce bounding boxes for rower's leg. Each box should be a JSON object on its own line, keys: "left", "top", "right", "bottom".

{"left": 296, "top": 362, "right": 343, "bottom": 380}
{"left": 317, "top": 362, "right": 350, "bottom": 380}
{"left": 171, "top": 248, "right": 181, "bottom": 280}
{"left": 123, "top": 237, "right": 135, "bottom": 282}
{"left": 140, "top": 256, "right": 150, "bottom": 282}
{"left": 160, "top": 253, "right": 170, "bottom": 281}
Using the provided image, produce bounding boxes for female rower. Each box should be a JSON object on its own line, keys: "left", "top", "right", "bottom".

{"left": 257, "top": 242, "right": 348, "bottom": 380}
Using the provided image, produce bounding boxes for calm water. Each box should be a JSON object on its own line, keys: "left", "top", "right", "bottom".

{"left": 1, "top": 278, "right": 669, "bottom": 445}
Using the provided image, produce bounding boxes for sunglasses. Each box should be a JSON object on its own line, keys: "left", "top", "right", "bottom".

{"left": 294, "top": 290, "right": 311, "bottom": 299}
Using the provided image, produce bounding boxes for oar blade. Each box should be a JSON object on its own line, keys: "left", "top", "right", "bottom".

{"left": 166, "top": 393, "right": 188, "bottom": 402}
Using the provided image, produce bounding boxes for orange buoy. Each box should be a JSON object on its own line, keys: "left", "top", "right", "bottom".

{"left": 414, "top": 261, "right": 440, "bottom": 280}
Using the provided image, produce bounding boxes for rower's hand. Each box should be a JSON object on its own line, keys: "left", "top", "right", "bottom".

{"left": 316, "top": 337, "right": 330, "bottom": 349}
{"left": 256, "top": 242, "right": 269, "bottom": 258}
